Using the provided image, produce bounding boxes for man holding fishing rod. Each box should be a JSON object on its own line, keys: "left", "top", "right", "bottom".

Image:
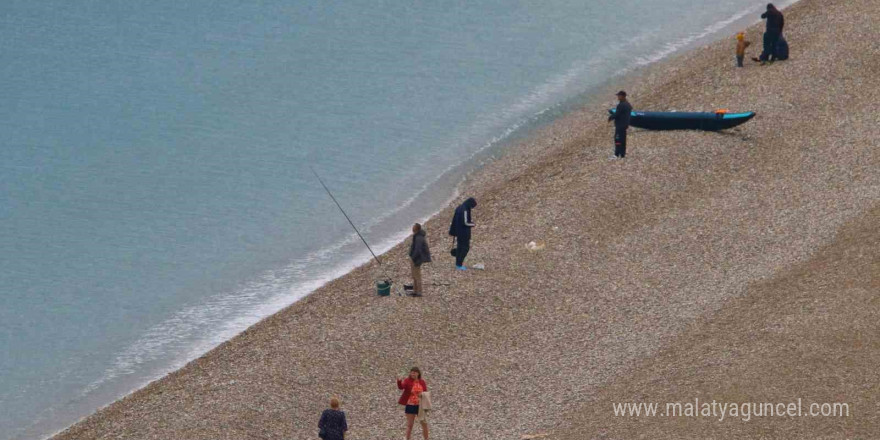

{"left": 408, "top": 223, "right": 432, "bottom": 297}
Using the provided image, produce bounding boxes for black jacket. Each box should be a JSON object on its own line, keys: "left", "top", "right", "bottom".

{"left": 761, "top": 6, "right": 784, "bottom": 33}
{"left": 609, "top": 100, "right": 633, "bottom": 129}
{"left": 448, "top": 197, "right": 477, "bottom": 239}
{"left": 409, "top": 229, "right": 432, "bottom": 266}
{"left": 318, "top": 409, "right": 347, "bottom": 440}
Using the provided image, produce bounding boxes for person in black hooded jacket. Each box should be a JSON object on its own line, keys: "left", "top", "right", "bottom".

{"left": 448, "top": 197, "right": 476, "bottom": 270}
{"left": 755, "top": 3, "right": 785, "bottom": 63}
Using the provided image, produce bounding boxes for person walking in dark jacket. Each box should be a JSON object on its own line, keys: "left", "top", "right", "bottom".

{"left": 755, "top": 3, "right": 785, "bottom": 64}
{"left": 318, "top": 397, "right": 347, "bottom": 440}
{"left": 408, "top": 223, "right": 432, "bottom": 297}
{"left": 608, "top": 91, "right": 632, "bottom": 158}
{"left": 448, "top": 197, "right": 476, "bottom": 270}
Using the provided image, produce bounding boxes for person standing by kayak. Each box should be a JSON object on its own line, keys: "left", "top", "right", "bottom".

{"left": 755, "top": 3, "right": 784, "bottom": 64}
{"left": 448, "top": 197, "right": 476, "bottom": 270}
{"left": 608, "top": 91, "right": 632, "bottom": 159}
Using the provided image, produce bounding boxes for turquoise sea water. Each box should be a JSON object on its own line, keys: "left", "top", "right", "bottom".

{"left": 0, "top": 1, "right": 795, "bottom": 438}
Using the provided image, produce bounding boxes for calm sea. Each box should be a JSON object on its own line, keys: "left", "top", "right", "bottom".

{"left": 0, "top": 1, "right": 794, "bottom": 438}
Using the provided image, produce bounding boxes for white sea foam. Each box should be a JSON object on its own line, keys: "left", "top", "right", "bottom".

{"left": 622, "top": 0, "right": 801, "bottom": 75}
{"left": 80, "top": 181, "right": 460, "bottom": 411}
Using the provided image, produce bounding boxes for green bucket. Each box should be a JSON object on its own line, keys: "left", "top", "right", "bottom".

{"left": 376, "top": 281, "right": 391, "bottom": 296}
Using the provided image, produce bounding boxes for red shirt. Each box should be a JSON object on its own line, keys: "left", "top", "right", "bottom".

{"left": 396, "top": 378, "right": 428, "bottom": 406}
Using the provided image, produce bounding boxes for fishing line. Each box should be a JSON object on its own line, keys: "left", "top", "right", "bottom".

{"left": 310, "top": 166, "right": 391, "bottom": 283}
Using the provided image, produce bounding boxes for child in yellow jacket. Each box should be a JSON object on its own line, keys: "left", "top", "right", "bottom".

{"left": 736, "top": 32, "right": 751, "bottom": 67}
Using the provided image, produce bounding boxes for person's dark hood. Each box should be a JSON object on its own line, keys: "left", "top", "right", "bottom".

{"left": 464, "top": 197, "right": 477, "bottom": 209}
{"left": 767, "top": 3, "right": 778, "bottom": 12}
{"left": 414, "top": 228, "right": 426, "bottom": 237}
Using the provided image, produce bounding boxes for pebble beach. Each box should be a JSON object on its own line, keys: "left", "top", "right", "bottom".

{"left": 53, "top": 0, "right": 879, "bottom": 438}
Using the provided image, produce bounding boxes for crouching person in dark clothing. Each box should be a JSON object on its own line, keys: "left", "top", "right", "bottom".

{"left": 448, "top": 197, "right": 476, "bottom": 270}
{"left": 408, "top": 223, "right": 432, "bottom": 297}
{"left": 318, "top": 397, "right": 347, "bottom": 440}
{"left": 756, "top": 3, "right": 785, "bottom": 63}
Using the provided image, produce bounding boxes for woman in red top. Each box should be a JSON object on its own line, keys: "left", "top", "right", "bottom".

{"left": 396, "top": 367, "right": 429, "bottom": 440}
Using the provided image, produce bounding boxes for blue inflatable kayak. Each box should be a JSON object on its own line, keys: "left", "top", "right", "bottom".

{"left": 608, "top": 109, "right": 756, "bottom": 131}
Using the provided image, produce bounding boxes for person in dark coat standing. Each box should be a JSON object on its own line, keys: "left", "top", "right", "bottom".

{"left": 408, "top": 223, "right": 432, "bottom": 297}
{"left": 608, "top": 90, "right": 632, "bottom": 159}
{"left": 448, "top": 197, "right": 476, "bottom": 270}
{"left": 755, "top": 3, "right": 784, "bottom": 64}
{"left": 318, "top": 397, "right": 347, "bottom": 440}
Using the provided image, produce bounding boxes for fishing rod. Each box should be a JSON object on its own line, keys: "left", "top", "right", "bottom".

{"left": 310, "top": 165, "right": 383, "bottom": 268}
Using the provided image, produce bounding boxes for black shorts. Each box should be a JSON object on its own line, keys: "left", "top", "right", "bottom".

{"left": 404, "top": 404, "right": 419, "bottom": 415}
